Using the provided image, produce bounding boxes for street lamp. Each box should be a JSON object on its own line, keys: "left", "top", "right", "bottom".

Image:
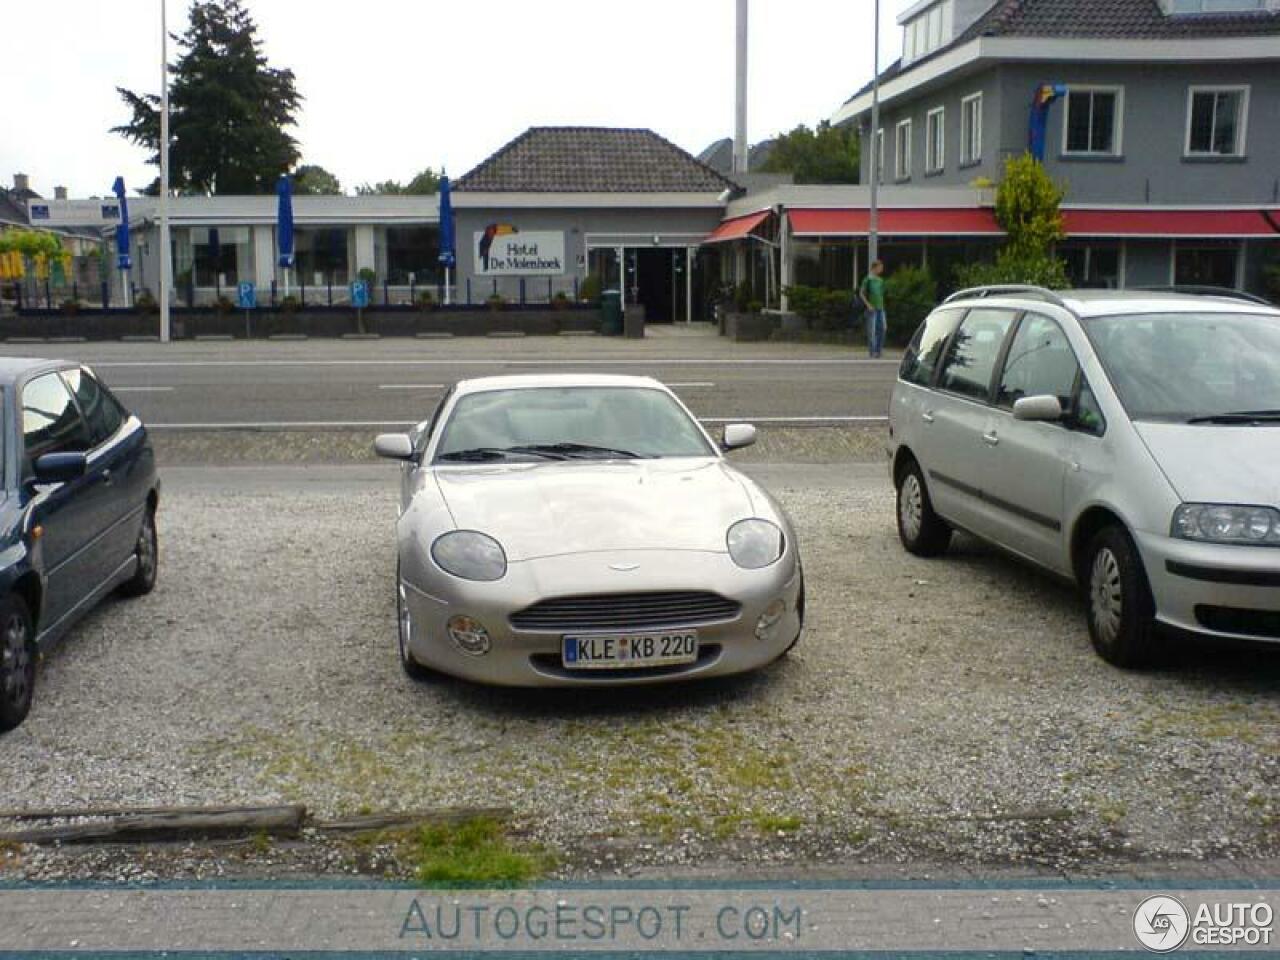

{"left": 868, "top": 0, "right": 881, "bottom": 270}
{"left": 159, "top": 0, "right": 172, "bottom": 343}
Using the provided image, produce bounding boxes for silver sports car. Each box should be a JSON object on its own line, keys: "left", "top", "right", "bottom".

{"left": 374, "top": 374, "right": 803, "bottom": 686}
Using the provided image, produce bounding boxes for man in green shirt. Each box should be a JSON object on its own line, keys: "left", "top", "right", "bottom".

{"left": 859, "top": 260, "right": 887, "bottom": 358}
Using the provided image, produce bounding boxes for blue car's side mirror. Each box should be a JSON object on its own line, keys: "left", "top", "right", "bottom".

{"left": 32, "top": 452, "right": 88, "bottom": 485}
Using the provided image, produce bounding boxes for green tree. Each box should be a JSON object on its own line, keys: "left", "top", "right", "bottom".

{"left": 112, "top": 0, "right": 302, "bottom": 195}
{"left": 293, "top": 164, "right": 342, "bottom": 195}
{"left": 355, "top": 168, "right": 441, "bottom": 196}
{"left": 760, "top": 121, "right": 859, "bottom": 184}
{"left": 956, "top": 153, "right": 1069, "bottom": 289}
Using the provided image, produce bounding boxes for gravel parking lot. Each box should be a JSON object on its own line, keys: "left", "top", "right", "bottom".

{"left": 1, "top": 453, "right": 1277, "bottom": 878}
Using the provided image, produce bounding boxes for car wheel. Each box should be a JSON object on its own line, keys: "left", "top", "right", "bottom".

{"left": 397, "top": 564, "right": 435, "bottom": 682}
{"left": 0, "top": 595, "right": 36, "bottom": 732}
{"left": 1084, "top": 525, "right": 1157, "bottom": 668}
{"left": 119, "top": 507, "right": 158, "bottom": 598}
{"left": 896, "top": 459, "right": 951, "bottom": 557}
{"left": 781, "top": 573, "right": 805, "bottom": 657}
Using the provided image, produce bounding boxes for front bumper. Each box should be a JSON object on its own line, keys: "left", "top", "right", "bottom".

{"left": 400, "top": 549, "right": 802, "bottom": 686}
{"left": 1136, "top": 530, "right": 1280, "bottom": 643}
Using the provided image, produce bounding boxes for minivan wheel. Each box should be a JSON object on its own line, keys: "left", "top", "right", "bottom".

{"left": 397, "top": 564, "right": 435, "bottom": 682}
{"left": 0, "top": 595, "right": 36, "bottom": 732}
{"left": 896, "top": 459, "right": 951, "bottom": 557}
{"left": 119, "top": 507, "right": 158, "bottom": 598}
{"left": 1084, "top": 526, "right": 1157, "bottom": 668}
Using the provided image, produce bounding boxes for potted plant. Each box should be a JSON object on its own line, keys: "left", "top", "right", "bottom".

{"left": 486, "top": 293, "right": 506, "bottom": 313}
{"left": 551, "top": 290, "right": 572, "bottom": 311}
{"left": 579, "top": 272, "right": 603, "bottom": 304}
{"left": 416, "top": 290, "right": 435, "bottom": 312}
{"left": 134, "top": 290, "right": 159, "bottom": 316}
{"left": 279, "top": 294, "right": 301, "bottom": 314}
{"left": 60, "top": 298, "right": 81, "bottom": 317}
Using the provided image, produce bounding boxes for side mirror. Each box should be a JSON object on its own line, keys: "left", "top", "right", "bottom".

{"left": 32, "top": 452, "right": 88, "bottom": 485}
{"left": 374, "top": 433, "right": 415, "bottom": 461}
{"left": 721, "top": 423, "right": 758, "bottom": 451}
{"left": 1012, "top": 395, "right": 1064, "bottom": 423}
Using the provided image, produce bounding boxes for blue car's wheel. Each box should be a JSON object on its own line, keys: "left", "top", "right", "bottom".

{"left": 0, "top": 595, "right": 35, "bottom": 732}
{"left": 119, "top": 507, "right": 158, "bottom": 598}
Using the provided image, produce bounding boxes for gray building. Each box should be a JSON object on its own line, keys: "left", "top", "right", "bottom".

{"left": 827, "top": 0, "right": 1280, "bottom": 292}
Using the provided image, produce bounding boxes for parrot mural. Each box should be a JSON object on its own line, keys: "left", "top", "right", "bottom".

{"left": 479, "top": 223, "right": 518, "bottom": 271}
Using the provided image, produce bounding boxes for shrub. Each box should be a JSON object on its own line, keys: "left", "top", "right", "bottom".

{"left": 134, "top": 290, "right": 159, "bottom": 315}
{"left": 746, "top": 299, "right": 764, "bottom": 314}
{"left": 416, "top": 290, "right": 435, "bottom": 311}
{"left": 733, "top": 283, "right": 752, "bottom": 312}
{"left": 785, "top": 285, "right": 855, "bottom": 331}
{"left": 579, "top": 272, "right": 603, "bottom": 304}
{"left": 214, "top": 295, "right": 235, "bottom": 314}
{"left": 486, "top": 293, "right": 506, "bottom": 312}
{"left": 883, "top": 265, "right": 937, "bottom": 345}
{"left": 279, "top": 294, "right": 301, "bottom": 314}
{"left": 551, "top": 290, "right": 571, "bottom": 310}
{"left": 60, "top": 299, "right": 81, "bottom": 316}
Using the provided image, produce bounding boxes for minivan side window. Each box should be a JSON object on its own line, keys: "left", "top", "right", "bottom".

{"left": 996, "top": 313, "right": 1080, "bottom": 410}
{"left": 22, "top": 372, "right": 92, "bottom": 465}
{"left": 62, "top": 367, "right": 127, "bottom": 447}
{"left": 938, "top": 309, "right": 1017, "bottom": 402}
{"left": 900, "top": 309, "right": 964, "bottom": 387}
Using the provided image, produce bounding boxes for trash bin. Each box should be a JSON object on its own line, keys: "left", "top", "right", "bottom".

{"left": 600, "top": 289, "right": 623, "bottom": 336}
{"left": 623, "top": 304, "right": 644, "bottom": 339}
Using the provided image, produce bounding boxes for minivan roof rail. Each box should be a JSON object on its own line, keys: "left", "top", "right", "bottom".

{"left": 942, "top": 285, "right": 1070, "bottom": 308}
{"left": 1132, "top": 285, "right": 1275, "bottom": 307}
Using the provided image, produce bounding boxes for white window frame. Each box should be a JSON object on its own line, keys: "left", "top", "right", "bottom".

{"left": 959, "top": 92, "right": 982, "bottom": 166}
{"left": 925, "top": 106, "right": 945, "bottom": 173}
{"left": 1184, "top": 85, "right": 1250, "bottom": 158}
{"left": 895, "top": 119, "right": 913, "bottom": 180}
{"left": 1061, "top": 85, "right": 1124, "bottom": 156}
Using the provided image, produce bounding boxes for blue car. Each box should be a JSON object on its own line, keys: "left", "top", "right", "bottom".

{"left": 0, "top": 359, "right": 159, "bottom": 731}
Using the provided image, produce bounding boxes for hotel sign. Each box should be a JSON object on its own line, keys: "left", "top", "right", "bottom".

{"left": 474, "top": 224, "right": 565, "bottom": 276}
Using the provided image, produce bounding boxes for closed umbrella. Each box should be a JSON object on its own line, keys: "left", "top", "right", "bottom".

{"left": 437, "top": 174, "right": 456, "bottom": 305}
{"left": 111, "top": 176, "right": 132, "bottom": 306}
{"left": 277, "top": 174, "right": 295, "bottom": 298}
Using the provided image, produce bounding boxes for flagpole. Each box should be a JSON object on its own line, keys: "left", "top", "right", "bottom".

{"left": 159, "top": 0, "right": 172, "bottom": 343}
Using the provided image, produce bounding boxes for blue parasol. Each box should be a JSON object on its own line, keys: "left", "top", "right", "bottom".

{"left": 437, "top": 174, "right": 455, "bottom": 304}
{"left": 276, "top": 174, "right": 295, "bottom": 297}
{"left": 112, "top": 177, "right": 131, "bottom": 270}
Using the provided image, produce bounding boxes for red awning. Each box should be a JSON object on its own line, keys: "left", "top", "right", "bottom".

{"left": 1062, "top": 209, "right": 1278, "bottom": 238}
{"left": 788, "top": 208, "right": 1001, "bottom": 237}
{"left": 704, "top": 210, "right": 772, "bottom": 244}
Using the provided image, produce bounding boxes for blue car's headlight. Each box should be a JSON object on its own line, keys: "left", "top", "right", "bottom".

{"left": 431, "top": 531, "right": 508, "bottom": 581}
{"left": 727, "top": 519, "right": 785, "bottom": 569}
{"left": 1173, "top": 503, "right": 1280, "bottom": 546}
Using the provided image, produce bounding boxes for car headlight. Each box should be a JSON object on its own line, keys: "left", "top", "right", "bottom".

{"left": 727, "top": 519, "right": 785, "bottom": 569}
{"left": 430, "top": 530, "right": 508, "bottom": 580}
{"left": 1172, "top": 503, "right": 1280, "bottom": 546}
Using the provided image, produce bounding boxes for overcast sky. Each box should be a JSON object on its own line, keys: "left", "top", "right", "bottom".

{"left": 4, "top": 0, "right": 903, "bottom": 198}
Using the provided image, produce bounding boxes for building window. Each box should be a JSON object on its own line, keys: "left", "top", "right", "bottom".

{"left": 1186, "top": 86, "right": 1248, "bottom": 157}
{"left": 1060, "top": 242, "right": 1122, "bottom": 289}
{"left": 1175, "top": 244, "right": 1239, "bottom": 289}
{"left": 1168, "top": 0, "right": 1264, "bottom": 11}
{"left": 960, "top": 93, "right": 982, "bottom": 165}
{"left": 925, "top": 107, "right": 945, "bottom": 173}
{"left": 1064, "top": 87, "right": 1122, "bottom": 155}
{"left": 901, "top": 0, "right": 954, "bottom": 65}
{"left": 895, "top": 119, "right": 913, "bottom": 180}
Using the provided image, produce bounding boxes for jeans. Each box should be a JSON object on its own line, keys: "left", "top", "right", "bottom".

{"left": 866, "top": 309, "right": 887, "bottom": 357}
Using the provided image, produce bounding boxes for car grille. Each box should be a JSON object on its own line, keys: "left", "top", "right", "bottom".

{"left": 1195, "top": 605, "right": 1280, "bottom": 639}
{"left": 510, "top": 591, "right": 742, "bottom": 632}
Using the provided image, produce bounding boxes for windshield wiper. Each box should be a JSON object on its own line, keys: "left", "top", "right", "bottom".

{"left": 512, "top": 442, "right": 654, "bottom": 460}
{"left": 436, "top": 447, "right": 566, "bottom": 462}
{"left": 1186, "top": 410, "right": 1280, "bottom": 425}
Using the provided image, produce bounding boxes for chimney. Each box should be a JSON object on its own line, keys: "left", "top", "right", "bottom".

{"left": 13, "top": 173, "right": 29, "bottom": 193}
{"left": 733, "top": 0, "right": 749, "bottom": 174}
{"left": 54, "top": 186, "right": 68, "bottom": 200}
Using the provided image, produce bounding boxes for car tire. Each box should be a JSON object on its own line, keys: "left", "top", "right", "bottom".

{"left": 1084, "top": 525, "right": 1157, "bottom": 669}
{"left": 397, "top": 563, "right": 436, "bottom": 682}
{"left": 118, "top": 506, "right": 158, "bottom": 598}
{"left": 896, "top": 458, "right": 952, "bottom": 557}
{"left": 0, "top": 594, "right": 36, "bottom": 732}
{"left": 781, "top": 573, "right": 805, "bottom": 657}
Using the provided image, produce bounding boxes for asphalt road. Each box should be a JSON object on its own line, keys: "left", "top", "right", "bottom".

{"left": 0, "top": 328, "right": 899, "bottom": 428}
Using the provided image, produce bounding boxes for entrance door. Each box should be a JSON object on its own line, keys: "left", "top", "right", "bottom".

{"left": 634, "top": 248, "right": 676, "bottom": 323}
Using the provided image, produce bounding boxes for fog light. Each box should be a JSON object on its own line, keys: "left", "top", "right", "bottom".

{"left": 755, "top": 598, "right": 787, "bottom": 641}
{"left": 447, "top": 616, "right": 492, "bottom": 656}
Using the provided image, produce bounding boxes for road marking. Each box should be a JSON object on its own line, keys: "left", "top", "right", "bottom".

{"left": 378, "top": 384, "right": 445, "bottom": 390}
{"left": 112, "top": 386, "right": 175, "bottom": 393}
{"left": 147, "top": 415, "right": 887, "bottom": 430}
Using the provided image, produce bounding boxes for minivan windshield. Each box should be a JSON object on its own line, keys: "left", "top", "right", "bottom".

{"left": 433, "top": 386, "right": 715, "bottom": 461}
{"left": 1085, "top": 311, "right": 1280, "bottom": 423}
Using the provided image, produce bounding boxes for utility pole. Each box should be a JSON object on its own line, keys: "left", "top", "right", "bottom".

{"left": 868, "top": 0, "right": 882, "bottom": 269}
{"left": 159, "top": 0, "right": 172, "bottom": 343}
{"left": 734, "top": 0, "right": 749, "bottom": 174}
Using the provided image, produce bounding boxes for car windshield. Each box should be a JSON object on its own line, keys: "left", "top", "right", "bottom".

{"left": 433, "top": 386, "right": 715, "bottom": 461}
{"left": 1085, "top": 311, "right": 1280, "bottom": 423}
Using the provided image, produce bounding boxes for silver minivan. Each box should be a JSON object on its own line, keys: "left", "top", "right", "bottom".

{"left": 888, "top": 285, "right": 1280, "bottom": 667}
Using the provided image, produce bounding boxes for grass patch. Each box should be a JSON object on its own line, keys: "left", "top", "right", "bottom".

{"left": 753, "top": 813, "right": 803, "bottom": 834}
{"left": 407, "top": 817, "right": 550, "bottom": 887}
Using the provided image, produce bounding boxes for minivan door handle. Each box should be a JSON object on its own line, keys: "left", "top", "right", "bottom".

{"left": 921, "top": 410, "right": 935, "bottom": 424}
{"left": 982, "top": 431, "right": 1000, "bottom": 447}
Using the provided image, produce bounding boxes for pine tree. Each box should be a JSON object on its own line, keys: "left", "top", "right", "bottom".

{"left": 113, "top": 0, "right": 302, "bottom": 195}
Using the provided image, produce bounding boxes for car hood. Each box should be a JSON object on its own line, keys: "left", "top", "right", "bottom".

{"left": 1135, "top": 422, "right": 1280, "bottom": 505}
{"left": 430, "top": 458, "right": 756, "bottom": 561}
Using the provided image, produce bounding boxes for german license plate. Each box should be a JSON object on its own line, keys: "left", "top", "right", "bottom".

{"left": 562, "top": 632, "right": 698, "bottom": 670}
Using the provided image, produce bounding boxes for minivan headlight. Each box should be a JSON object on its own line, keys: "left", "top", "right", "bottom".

{"left": 1172, "top": 504, "right": 1280, "bottom": 546}
{"left": 727, "top": 519, "right": 785, "bottom": 569}
{"left": 431, "top": 531, "right": 508, "bottom": 580}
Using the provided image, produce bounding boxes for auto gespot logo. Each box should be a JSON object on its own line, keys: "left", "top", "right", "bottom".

{"left": 1134, "top": 895, "right": 1274, "bottom": 951}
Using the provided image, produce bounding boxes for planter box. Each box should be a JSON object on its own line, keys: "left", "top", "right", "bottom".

{"left": 725, "top": 311, "right": 775, "bottom": 343}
